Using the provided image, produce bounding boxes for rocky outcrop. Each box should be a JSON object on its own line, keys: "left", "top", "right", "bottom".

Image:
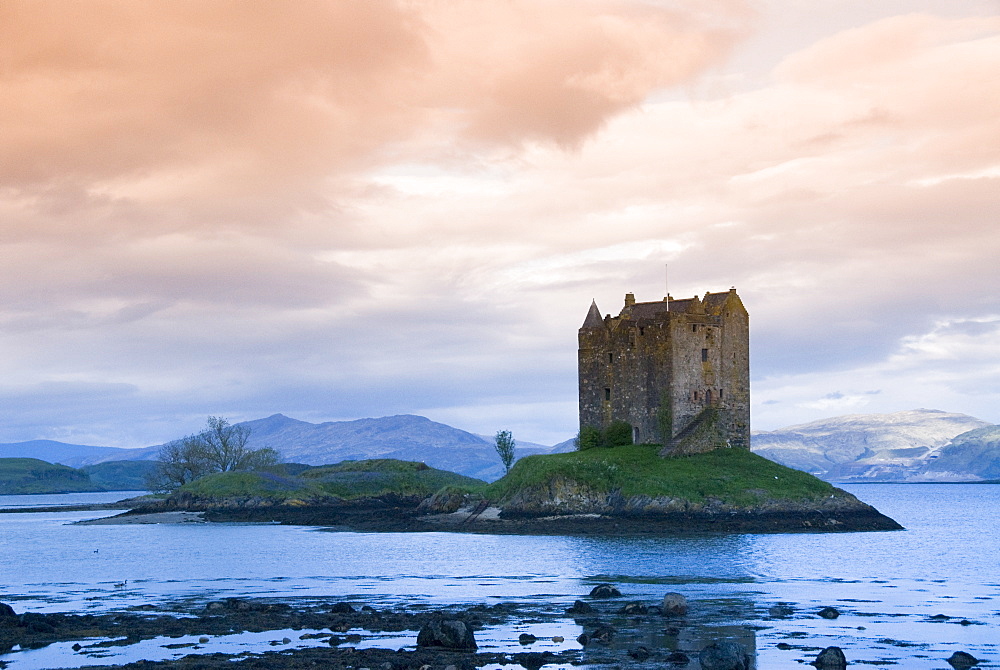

{"left": 495, "top": 477, "right": 901, "bottom": 532}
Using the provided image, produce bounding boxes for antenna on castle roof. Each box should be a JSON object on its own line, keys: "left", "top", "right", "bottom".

{"left": 664, "top": 263, "right": 669, "bottom": 307}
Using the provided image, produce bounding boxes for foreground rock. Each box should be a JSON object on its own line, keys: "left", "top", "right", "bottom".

{"left": 813, "top": 646, "right": 848, "bottom": 669}
{"left": 700, "top": 640, "right": 752, "bottom": 670}
{"left": 417, "top": 619, "right": 478, "bottom": 650}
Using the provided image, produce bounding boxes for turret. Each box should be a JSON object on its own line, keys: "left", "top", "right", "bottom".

{"left": 581, "top": 300, "right": 604, "bottom": 329}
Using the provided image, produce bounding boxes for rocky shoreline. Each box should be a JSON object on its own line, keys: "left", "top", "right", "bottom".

{"left": 93, "top": 490, "right": 903, "bottom": 534}
{"left": 0, "top": 585, "right": 984, "bottom": 670}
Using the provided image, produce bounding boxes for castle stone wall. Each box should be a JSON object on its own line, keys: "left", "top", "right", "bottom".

{"left": 578, "top": 288, "right": 750, "bottom": 451}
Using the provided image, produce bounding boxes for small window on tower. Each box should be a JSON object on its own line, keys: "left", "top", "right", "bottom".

{"left": 719, "top": 389, "right": 724, "bottom": 400}
{"left": 701, "top": 348, "right": 709, "bottom": 362}
{"left": 605, "top": 388, "right": 611, "bottom": 401}
{"left": 692, "top": 390, "right": 699, "bottom": 401}
{"left": 608, "top": 353, "right": 614, "bottom": 363}
{"left": 692, "top": 324, "right": 697, "bottom": 333}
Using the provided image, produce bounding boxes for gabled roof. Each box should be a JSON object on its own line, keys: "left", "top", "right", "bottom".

{"left": 628, "top": 300, "right": 671, "bottom": 320}
{"left": 703, "top": 291, "right": 730, "bottom": 314}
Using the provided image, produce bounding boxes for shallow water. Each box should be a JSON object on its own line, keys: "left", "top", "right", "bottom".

{"left": 0, "top": 485, "right": 997, "bottom": 668}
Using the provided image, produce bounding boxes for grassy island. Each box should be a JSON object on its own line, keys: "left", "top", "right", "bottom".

{"left": 484, "top": 444, "right": 838, "bottom": 507}
{"left": 176, "top": 458, "right": 484, "bottom": 501}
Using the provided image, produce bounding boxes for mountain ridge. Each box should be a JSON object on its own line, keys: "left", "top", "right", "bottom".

{"left": 751, "top": 409, "right": 997, "bottom": 482}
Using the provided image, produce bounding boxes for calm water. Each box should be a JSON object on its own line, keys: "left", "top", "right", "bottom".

{"left": 0, "top": 484, "right": 997, "bottom": 668}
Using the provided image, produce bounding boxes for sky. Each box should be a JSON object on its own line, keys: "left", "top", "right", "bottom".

{"left": 2, "top": 0, "right": 999, "bottom": 448}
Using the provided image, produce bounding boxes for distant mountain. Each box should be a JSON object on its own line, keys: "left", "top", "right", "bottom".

{"left": 2, "top": 415, "right": 573, "bottom": 482}
{"left": 233, "top": 414, "right": 562, "bottom": 481}
{"left": 922, "top": 425, "right": 1000, "bottom": 481}
{"left": 0, "top": 440, "right": 138, "bottom": 468}
{"left": 751, "top": 409, "right": 994, "bottom": 482}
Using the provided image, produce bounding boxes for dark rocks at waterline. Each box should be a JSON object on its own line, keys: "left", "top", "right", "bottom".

{"left": 329, "top": 602, "right": 356, "bottom": 614}
{"left": 565, "top": 599, "right": 594, "bottom": 614}
{"left": 662, "top": 592, "right": 688, "bottom": 617}
{"left": 666, "top": 651, "right": 691, "bottom": 665}
{"left": 768, "top": 602, "right": 795, "bottom": 618}
{"left": 589, "top": 583, "right": 621, "bottom": 598}
{"left": 813, "top": 646, "right": 848, "bottom": 670}
{"left": 818, "top": 606, "right": 841, "bottom": 619}
{"left": 0, "top": 602, "right": 15, "bottom": 619}
{"left": 618, "top": 601, "right": 648, "bottom": 615}
{"left": 415, "top": 619, "right": 477, "bottom": 651}
{"left": 628, "top": 645, "right": 651, "bottom": 661}
{"left": 699, "top": 640, "right": 752, "bottom": 670}
{"left": 577, "top": 623, "right": 616, "bottom": 646}
{"left": 947, "top": 651, "right": 981, "bottom": 670}
{"left": 517, "top": 633, "right": 538, "bottom": 644}
{"left": 511, "top": 651, "right": 560, "bottom": 670}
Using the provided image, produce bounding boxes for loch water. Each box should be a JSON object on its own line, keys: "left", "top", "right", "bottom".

{"left": 0, "top": 484, "right": 997, "bottom": 668}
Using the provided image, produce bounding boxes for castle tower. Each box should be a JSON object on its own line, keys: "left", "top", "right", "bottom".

{"left": 578, "top": 287, "right": 749, "bottom": 454}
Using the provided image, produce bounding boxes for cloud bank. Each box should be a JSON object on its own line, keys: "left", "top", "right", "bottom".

{"left": 1, "top": 1, "right": 998, "bottom": 446}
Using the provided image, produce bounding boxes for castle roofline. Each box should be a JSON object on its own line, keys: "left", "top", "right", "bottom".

{"left": 581, "top": 299, "right": 604, "bottom": 329}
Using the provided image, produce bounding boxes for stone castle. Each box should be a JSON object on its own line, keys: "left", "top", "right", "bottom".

{"left": 578, "top": 288, "right": 750, "bottom": 454}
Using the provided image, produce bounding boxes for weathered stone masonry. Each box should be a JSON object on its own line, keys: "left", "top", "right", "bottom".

{"left": 578, "top": 288, "right": 749, "bottom": 454}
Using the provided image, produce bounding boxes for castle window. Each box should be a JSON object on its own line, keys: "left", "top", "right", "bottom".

{"left": 692, "top": 324, "right": 697, "bottom": 333}
{"left": 604, "top": 388, "right": 611, "bottom": 401}
{"left": 706, "top": 389, "right": 713, "bottom": 403}
{"left": 638, "top": 327, "right": 644, "bottom": 336}
{"left": 719, "top": 389, "right": 724, "bottom": 400}
{"left": 608, "top": 353, "right": 614, "bottom": 363}
{"left": 701, "top": 348, "right": 708, "bottom": 362}
{"left": 692, "top": 390, "right": 699, "bottom": 401}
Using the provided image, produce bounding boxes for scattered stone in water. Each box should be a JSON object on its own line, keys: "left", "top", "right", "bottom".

{"left": 662, "top": 592, "right": 688, "bottom": 617}
{"left": 198, "top": 636, "right": 209, "bottom": 643}
{"left": 71, "top": 643, "right": 82, "bottom": 651}
{"left": 699, "top": 640, "right": 752, "bottom": 670}
{"left": 959, "top": 619, "right": 973, "bottom": 626}
{"left": 628, "top": 645, "right": 651, "bottom": 661}
{"left": 551, "top": 636, "right": 564, "bottom": 643}
{"left": 512, "top": 651, "right": 557, "bottom": 670}
{"left": 663, "top": 626, "right": 680, "bottom": 636}
{"left": 776, "top": 643, "right": 793, "bottom": 650}
{"left": 930, "top": 614, "right": 951, "bottom": 620}
{"left": 666, "top": 651, "right": 690, "bottom": 665}
{"left": 947, "top": 651, "right": 980, "bottom": 670}
{"left": 769, "top": 603, "right": 795, "bottom": 618}
{"left": 566, "top": 599, "right": 594, "bottom": 615}
{"left": 416, "top": 619, "right": 477, "bottom": 651}
{"left": 618, "top": 601, "right": 648, "bottom": 615}
{"left": 812, "top": 646, "right": 847, "bottom": 670}
{"left": 580, "top": 623, "right": 616, "bottom": 646}
{"left": 818, "top": 607, "right": 840, "bottom": 619}
{"left": 330, "top": 602, "right": 356, "bottom": 614}
{"left": 518, "top": 633, "right": 537, "bottom": 644}
{"left": 589, "top": 584, "right": 621, "bottom": 599}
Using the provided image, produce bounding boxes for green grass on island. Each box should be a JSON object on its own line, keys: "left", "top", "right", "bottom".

{"left": 0, "top": 458, "right": 105, "bottom": 495}
{"left": 483, "top": 445, "right": 839, "bottom": 507}
{"left": 177, "top": 458, "right": 484, "bottom": 501}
